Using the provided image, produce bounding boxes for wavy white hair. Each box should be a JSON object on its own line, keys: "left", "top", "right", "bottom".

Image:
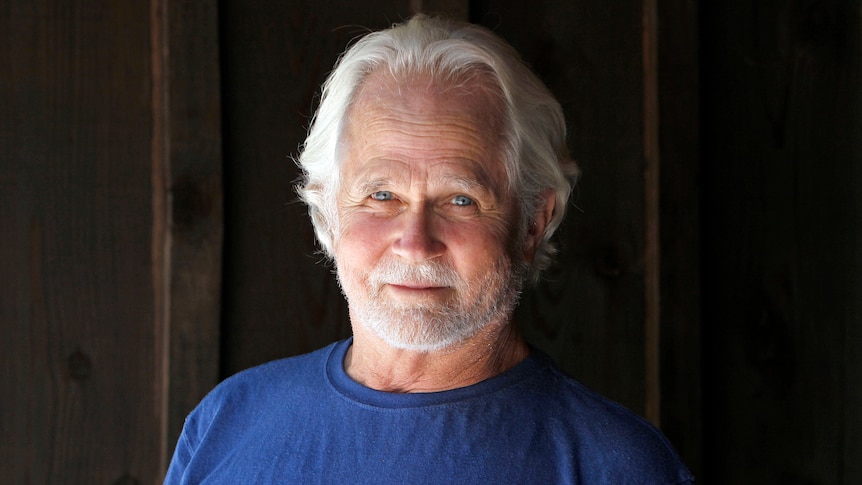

{"left": 296, "top": 14, "right": 578, "bottom": 281}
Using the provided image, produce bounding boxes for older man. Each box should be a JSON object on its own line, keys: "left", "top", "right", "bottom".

{"left": 166, "top": 15, "right": 693, "bottom": 484}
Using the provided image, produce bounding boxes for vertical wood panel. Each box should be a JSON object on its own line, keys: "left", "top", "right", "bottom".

{"left": 656, "top": 0, "right": 702, "bottom": 476}
{"left": 848, "top": 10, "right": 862, "bottom": 465}
{"left": 161, "top": 0, "right": 223, "bottom": 463}
{"left": 848, "top": 107, "right": 862, "bottom": 479}
{"left": 1, "top": 2, "right": 163, "bottom": 482}
{"left": 151, "top": 0, "right": 171, "bottom": 474}
{"left": 701, "top": 0, "right": 862, "bottom": 482}
{"left": 642, "top": 0, "right": 662, "bottom": 427}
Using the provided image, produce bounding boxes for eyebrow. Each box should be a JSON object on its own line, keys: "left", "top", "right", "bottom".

{"left": 353, "top": 173, "right": 494, "bottom": 195}
{"left": 439, "top": 173, "right": 494, "bottom": 194}
{"left": 353, "top": 177, "right": 390, "bottom": 195}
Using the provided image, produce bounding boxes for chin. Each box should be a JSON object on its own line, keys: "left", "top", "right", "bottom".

{"left": 360, "top": 309, "right": 490, "bottom": 353}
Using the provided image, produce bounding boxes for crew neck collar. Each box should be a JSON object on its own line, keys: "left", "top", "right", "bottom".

{"left": 325, "top": 338, "right": 548, "bottom": 408}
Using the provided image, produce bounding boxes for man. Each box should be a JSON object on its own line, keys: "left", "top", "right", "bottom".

{"left": 166, "top": 14, "right": 693, "bottom": 484}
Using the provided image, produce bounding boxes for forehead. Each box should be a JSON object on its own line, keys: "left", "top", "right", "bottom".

{"left": 341, "top": 71, "right": 508, "bottom": 188}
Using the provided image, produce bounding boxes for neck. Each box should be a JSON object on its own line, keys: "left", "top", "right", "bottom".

{"left": 344, "top": 318, "right": 529, "bottom": 393}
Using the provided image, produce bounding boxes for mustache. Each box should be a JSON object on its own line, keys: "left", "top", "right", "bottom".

{"left": 368, "top": 259, "right": 461, "bottom": 288}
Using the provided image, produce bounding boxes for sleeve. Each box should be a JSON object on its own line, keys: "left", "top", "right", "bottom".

{"left": 163, "top": 417, "right": 197, "bottom": 484}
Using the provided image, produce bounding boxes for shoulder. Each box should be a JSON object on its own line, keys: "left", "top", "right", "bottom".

{"left": 221, "top": 342, "right": 334, "bottom": 386}
{"left": 165, "top": 341, "right": 345, "bottom": 483}
{"left": 520, "top": 353, "right": 694, "bottom": 483}
{"left": 216, "top": 342, "right": 331, "bottom": 392}
{"left": 184, "top": 341, "right": 341, "bottom": 435}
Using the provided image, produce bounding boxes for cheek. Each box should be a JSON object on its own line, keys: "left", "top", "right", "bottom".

{"left": 440, "top": 221, "right": 506, "bottom": 249}
{"left": 438, "top": 218, "right": 517, "bottom": 271}
{"left": 334, "top": 214, "right": 389, "bottom": 264}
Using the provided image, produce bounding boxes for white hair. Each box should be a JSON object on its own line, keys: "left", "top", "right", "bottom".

{"left": 296, "top": 14, "right": 578, "bottom": 281}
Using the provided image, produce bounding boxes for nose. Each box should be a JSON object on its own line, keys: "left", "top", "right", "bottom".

{"left": 391, "top": 207, "right": 445, "bottom": 263}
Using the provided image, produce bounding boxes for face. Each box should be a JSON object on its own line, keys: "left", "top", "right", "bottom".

{"left": 333, "top": 73, "right": 527, "bottom": 352}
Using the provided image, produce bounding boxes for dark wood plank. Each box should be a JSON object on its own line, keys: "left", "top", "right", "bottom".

{"left": 152, "top": 0, "right": 171, "bottom": 473}
{"left": 159, "top": 0, "right": 224, "bottom": 464}
{"left": 642, "top": 0, "right": 661, "bottom": 427}
{"left": 1, "top": 2, "right": 163, "bottom": 483}
{"left": 700, "top": 0, "right": 862, "bottom": 482}
{"left": 656, "top": 0, "right": 702, "bottom": 476}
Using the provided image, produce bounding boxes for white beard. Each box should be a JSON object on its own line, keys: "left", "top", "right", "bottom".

{"left": 336, "top": 256, "right": 525, "bottom": 352}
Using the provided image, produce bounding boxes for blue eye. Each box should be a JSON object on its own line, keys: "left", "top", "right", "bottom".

{"left": 451, "top": 195, "right": 474, "bottom": 206}
{"left": 370, "top": 191, "right": 393, "bottom": 201}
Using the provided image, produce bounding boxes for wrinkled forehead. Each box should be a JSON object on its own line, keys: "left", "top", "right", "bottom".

{"left": 348, "top": 69, "right": 506, "bottom": 147}
{"left": 340, "top": 70, "right": 509, "bottom": 184}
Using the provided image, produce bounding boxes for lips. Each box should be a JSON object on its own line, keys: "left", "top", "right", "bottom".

{"left": 379, "top": 281, "right": 454, "bottom": 303}
{"left": 384, "top": 283, "right": 451, "bottom": 296}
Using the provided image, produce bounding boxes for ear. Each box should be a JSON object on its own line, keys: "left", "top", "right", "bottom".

{"left": 522, "top": 188, "right": 557, "bottom": 262}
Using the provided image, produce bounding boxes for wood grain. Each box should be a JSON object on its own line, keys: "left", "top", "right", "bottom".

{"left": 1, "top": 2, "right": 162, "bottom": 482}
{"left": 160, "top": 0, "right": 224, "bottom": 465}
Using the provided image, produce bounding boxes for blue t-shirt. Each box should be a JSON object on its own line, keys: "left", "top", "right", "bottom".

{"left": 166, "top": 339, "right": 693, "bottom": 484}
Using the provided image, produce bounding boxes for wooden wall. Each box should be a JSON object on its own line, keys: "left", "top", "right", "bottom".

{"left": 2, "top": 2, "right": 164, "bottom": 483}
{"left": 700, "top": 0, "right": 862, "bottom": 482}
{"left": 1, "top": 0, "right": 222, "bottom": 482}
{"left": 1, "top": 0, "right": 859, "bottom": 483}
